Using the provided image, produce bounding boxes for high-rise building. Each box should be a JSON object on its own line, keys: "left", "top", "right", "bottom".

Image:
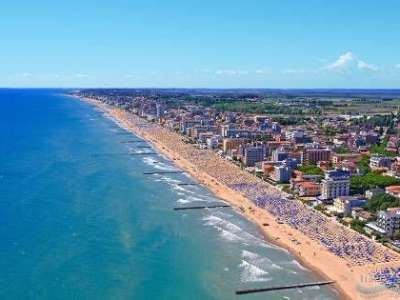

{"left": 271, "top": 165, "right": 292, "bottom": 183}
{"left": 369, "top": 155, "right": 394, "bottom": 170}
{"left": 376, "top": 208, "right": 400, "bottom": 237}
{"left": 272, "top": 147, "right": 289, "bottom": 162}
{"left": 320, "top": 169, "right": 351, "bottom": 202}
{"left": 222, "top": 138, "right": 249, "bottom": 155}
{"left": 156, "top": 103, "right": 165, "bottom": 119}
{"left": 271, "top": 122, "right": 281, "bottom": 133}
{"left": 242, "top": 144, "right": 267, "bottom": 167}
{"left": 302, "top": 147, "right": 331, "bottom": 165}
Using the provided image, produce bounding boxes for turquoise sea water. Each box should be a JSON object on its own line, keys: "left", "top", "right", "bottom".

{"left": 0, "top": 90, "right": 339, "bottom": 299}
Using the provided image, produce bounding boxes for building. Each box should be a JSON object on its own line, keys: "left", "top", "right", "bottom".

{"left": 320, "top": 169, "right": 351, "bottom": 202}
{"left": 361, "top": 131, "right": 379, "bottom": 145}
{"left": 369, "top": 155, "right": 394, "bottom": 171}
{"left": 241, "top": 144, "right": 267, "bottom": 167}
{"left": 262, "top": 161, "right": 281, "bottom": 176}
{"left": 221, "top": 125, "right": 253, "bottom": 139}
{"left": 389, "top": 160, "right": 400, "bottom": 177}
{"left": 222, "top": 138, "right": 249, "bottom": 155}
{"left": 331, "top": 153, "right": 361, "bottom": 165}
{"left": 333, "top": 196, "right": 367, "bottom": 217}
{"left": 206, "top": 136, "right": 220, "bottom": 149}
{"left": 198, "top": 132, "right": 214, "bottom": 144}
{"left": 385, "top": 185, "right": 400, "bottom": 198}
{"left": 271, "top": 165, "right": 292, "bottom": 183}
{"left": 271, "top": 122, "right": 281, "bottom": 133}
{"left": 272, "top": 147, "right": 289, "bottom": 162}
{"left": 317, "top": 160, "right": 331, "bottom": 170}
{"left": 284, "top": 158, "right": 300, "bottom": 169}
{"left": 285, "top": 130, "right": 311, "bottom": 143}
{"left": 375, "top": 208, "right": 400, "bottom": 237}
{"left": 386, "top": 136, "right": 400, "bottom": 153}
{"left": 298, "top": 181, "right": 320, "bottom": 197}
{"left": 352, "top": 208, "right": 373, "bottom": 221}
{"left": 180, "top": 120, "right": 201, "bottom": 134}
{"left": 365, "top": 188, "right": 384, "bottom": 199}
{"left": 254, "top": 115, "right": 270, "bottom": 124}
{"left": 190, "top": 126, "right": 217, "bottom": 138}
{"left": 302, "top": 147, "right": 331, "bottom": 165}
{"left": 156, "top": 103, "right": 166, "bottom": 119}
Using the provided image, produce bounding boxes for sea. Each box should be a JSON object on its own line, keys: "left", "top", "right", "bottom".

{"left": 0, "top": 89, "right": 339, "bottom": 299}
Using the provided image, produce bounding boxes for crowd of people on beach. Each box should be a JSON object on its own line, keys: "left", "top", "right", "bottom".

{"left": 231, "top": 182, "right": 397, "bottom": 266}
{"left": 373, "top": 267, "right": 400, "bottom": 289}
{"left": 122, "top": 112, "right": 400, "bottom": 267}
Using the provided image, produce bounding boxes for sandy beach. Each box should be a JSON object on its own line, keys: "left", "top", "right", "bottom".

{"left": 77, "top": 96, "right": 400, "bottom": 300}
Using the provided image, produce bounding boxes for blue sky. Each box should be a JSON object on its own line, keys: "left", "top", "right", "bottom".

{"left": 1, "top": 0, "right": 399, "bottom": 88}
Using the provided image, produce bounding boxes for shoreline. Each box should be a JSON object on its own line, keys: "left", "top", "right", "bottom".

{"left": 75, "top": 95, "right": 400, "bottom": 300}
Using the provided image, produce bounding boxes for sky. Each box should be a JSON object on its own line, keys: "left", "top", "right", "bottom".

{"left": 1, "top": 0, "right": 400, "bottom": 88}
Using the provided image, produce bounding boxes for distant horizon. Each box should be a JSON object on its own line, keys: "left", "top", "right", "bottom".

{"left": 2, "top": 87, "right": 400, "bottom": 91}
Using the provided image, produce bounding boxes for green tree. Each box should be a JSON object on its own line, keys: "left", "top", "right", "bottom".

{"left": 298, "top": 165, "right": 324, "bottom": 176}
{"left": 357, "top": 156, "right": 371, "bottom": 175}
{"left": 350, "top": 219, "right": 367, "bottom": 233}
{"left": 350, "top": 173, "right": 400, "bottom": 194}
{"left": 366, "top": 193, "right": 400, "bottom": 213}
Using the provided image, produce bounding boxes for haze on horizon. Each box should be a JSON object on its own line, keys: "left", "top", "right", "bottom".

{"left": 1, "top": 0, "right": 399, "bottom": 89}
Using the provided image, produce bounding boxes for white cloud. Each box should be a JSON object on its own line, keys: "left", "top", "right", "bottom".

{"left": 14, "top": 72, "right": 33, "bottom": 78}
{"left": 215, "top": 69, "right": 248, "bottom": 76}
{"left": 282, "top": 69, "right": 307, "bottom": 75}
{"left": 255, "top": 69, "right": 270, "bottom": 75}
{"left": 75, "top": 73, "right": 89, "bottom": 78}
{"left": 324, "top": 51, "right": 379, "bottom": 73}
{"left": 195, "top": 68, "right": 212, "bottom": 74}
{"left": 325, "top": 51, "right": 354, "bottom": 71}
{"left": 396, "top": 64, "right": 400, "bottom": 69}
{"left": 357, "top": 60, "right": 378, "bottom": 71}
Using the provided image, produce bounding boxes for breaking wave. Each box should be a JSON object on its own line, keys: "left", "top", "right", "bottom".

{"left": 289, "top": 259, "right": 310, "bottom": 272}
{"left": 239, "top": 259, "right": 271, "bottom": 283}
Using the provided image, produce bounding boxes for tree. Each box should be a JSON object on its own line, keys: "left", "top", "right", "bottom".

{"left": 351, "top": 219, "right": 367, "bottom": 233}
{"left": 298, "top": 165, "right": 324, "bottom": 176}
{"left": 335, "top": 146, "right": 351, "bottom": 154}
{"left": 357, "top": 155, "right": 371, "bottom": 175}
{"left": 366, "top": 193, "right": 400, "bottom": 213}
{"left": 370, "top": 137, "right": 397, "bottom": 157}
{"left": 351, "top": 173, "right": 400, "bottom": 194}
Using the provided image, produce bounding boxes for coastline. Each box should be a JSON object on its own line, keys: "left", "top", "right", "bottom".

{"left": 75, "top": 95, "right": 400, "bottom": 300}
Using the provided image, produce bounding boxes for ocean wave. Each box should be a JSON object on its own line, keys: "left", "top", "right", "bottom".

{"left": 206, "top": 214, "right": 288, "bottom": 253}
{"left": 172, "top": 185, "right": 189, "bottom": 192}
{"left": 219, "top": 229, "right": 244, "bottom": 242}
{"left": 305, "top": 285, "right": 320, "bottom": 290}
{"left": 239, "top": 259, "right": 271, "bottom": 283}
{"left": 177, "top": 198, "right": 191, "bottom": 204}
{"left": 289, "top": 259, "right": 310, "bottom": 272}
{"left": 242, "top": 250, "right": 283, "bottom": 270}
{"left": 141, "top": 157, "right": 176, "bottom": 171}
{"left": 160, "top": 176, "right": 182, "bottom": 185}
{"left": 169, "top": 182, "right": 218, "bottom": 202}
{"left": 203, "top": 215, "right": 271, "bottom": 247}
{"left": 129, "top": 149, "right": 146, "bottom": 154}
{"left": 182, "top": 172, "right": 193, "bottom": 179}
{"left": 176, "top": 195, "right": 209, "bottom": 204}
